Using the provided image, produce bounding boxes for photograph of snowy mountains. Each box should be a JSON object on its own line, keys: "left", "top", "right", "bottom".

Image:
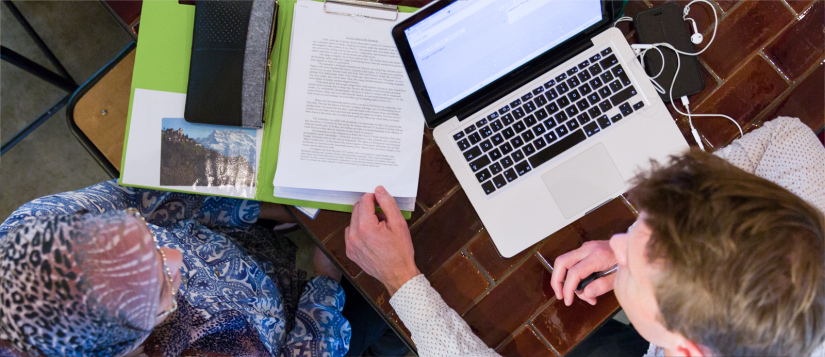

{"left": 160, "top": 118, "right": 257, "bottom": 187}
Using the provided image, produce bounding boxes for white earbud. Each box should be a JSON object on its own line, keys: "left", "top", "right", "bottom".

{"left": 686, "top": 18, "right": 703, "bottom": 44}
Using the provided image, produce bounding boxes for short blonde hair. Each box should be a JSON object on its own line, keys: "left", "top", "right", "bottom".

{"left": 630, "top": 149, "right": 825, "bottom": 356}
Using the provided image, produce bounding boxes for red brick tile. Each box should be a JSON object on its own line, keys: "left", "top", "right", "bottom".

{"left": 407, "top": 202, "right": 426, "bottom": 227}
{"left": 323, "top": 229, "right": 363, "bottom": 278}
{"left": 716, "top": 0, "right": 740, "bottom": 12}
{"left": 688, "top": 63, "right": 719, "bottom": 107}
{"left": 429, "top": 253, "right": 490, "bottom": 314}
{"left": 497, "top": 327, "right": 556, "bottom": 357}
{"left": 468, "top": 230, "right": 532, "bottom": 281}
{"left": 767, "top": 64, "right": 825, "bottom": 131}
{"left": 647, "top": 0, "right": 715, "bottom": 33}
{"left": 675, "top": 117, "right": 703, "bottom": 148}
{"left": 422, "top": 133, "right": 431, "bottom": 151}
{"left": 355, "top": 273, "right": 393, "bottom": 314}
{"left": 765, "top": 2, "right": 824, "bottom": 81}
{"left": 539, "top": 198, "right": 637, "bottom": 266}
{"left": 693, "top": 55, "right": 790, "bottom": 146}
{"left": 699, "top": 1, "right": 795, "bottom": 79}
{"left": 533, "top": 293, "right": 620, "bottom": 356}
{"left": 411, "top": 190, "right": 483, "bottom": 275}
{"left": 787, "top": 0, "right": 816, "bottom": 13}
{"left": 295, "top": 209, "right": 351, "bottom": 243}
{"left": 417, "top": 144, "right": 459, "bottom": 209}
{"left": 463, "top": 256, "right": 554, "bottom": 348}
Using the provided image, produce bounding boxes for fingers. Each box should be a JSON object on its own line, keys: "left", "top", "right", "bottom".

{"left": 579, "top": 274, "right": 615, "bottom": 301}
{"left": 374, "top": 186, "right": 405, "bottom": 228}
{"left": 563, "top": 263, "right": 594, "bottom": 306}
{"left": 353, "top": 193, "right": 378, "bottom": 229}
{"left": 550, "top": 248, "right": 591, "bottom": 300}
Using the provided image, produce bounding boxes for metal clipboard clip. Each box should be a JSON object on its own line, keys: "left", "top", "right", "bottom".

{"left": 323, "top": 0, "right": 399, "bottom": 21}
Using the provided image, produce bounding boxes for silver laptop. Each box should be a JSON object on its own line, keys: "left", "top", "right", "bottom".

{"left": 392, "top": 0, "right": 688, "bottom": 258}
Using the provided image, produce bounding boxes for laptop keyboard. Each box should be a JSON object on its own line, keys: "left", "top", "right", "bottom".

{"left": 453, "top": 47, "right": 645, "bottom": 196}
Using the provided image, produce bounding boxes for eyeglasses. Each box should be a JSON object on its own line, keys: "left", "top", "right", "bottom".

{"left": 125, "top": 208, "right": 178, "bottom": 321}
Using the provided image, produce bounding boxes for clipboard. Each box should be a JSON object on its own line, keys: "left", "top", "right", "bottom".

{"left": 121, "top": 0, "right": 419, "bottom": 218}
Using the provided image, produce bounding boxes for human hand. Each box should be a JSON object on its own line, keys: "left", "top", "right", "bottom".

{"left": 550, "top": 240, "right": 617, "bottom": 306}
{"left": 313, "top": 247, "right": 343, "bottom": 282}
{"left": 345, "top": 186, "right": 420, "bottom": 296}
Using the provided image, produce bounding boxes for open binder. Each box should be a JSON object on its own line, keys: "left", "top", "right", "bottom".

{"left": 120, "top": 0, "right": 418, "bottom": 218}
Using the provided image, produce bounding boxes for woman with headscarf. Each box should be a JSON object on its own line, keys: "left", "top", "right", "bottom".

{"left": 0, "top": 180, "right": 351, "bottom": 357}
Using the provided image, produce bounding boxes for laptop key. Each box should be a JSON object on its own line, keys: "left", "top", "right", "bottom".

{"left": 599, "top": 100, "right": 613, "bottom": 112}
{"left": 609, "top": 80, "right": 623, "bottom": 92}
{"left": 544, "top": 79, "right": 556, "bottom": 89}
{"left": 619, "top": 103, "right": 631, "bottom": 111}
{"left": 554, "top": 111, "right": 568, "bottom": 123}
{"left": 601, "top": 47, "right": 612, "bottom": 56}
{"left": 568, "top": 90, "right": 581, "bottom": 102}
{"left": 464, "top": 124, "right": 476, "bottom": 134}
{"left": 567, "top": 119, "right": 580, "bottom": 131}
{"left": 579, "top": 83, "right": 592, "bottom": 96}
{"left": 457, "top": 138, "right": 471, "bottom": 151}
{"left": 480, "top": 139, "right": 494, "bottom": 152}
{"left": 567, "top": 67, "right": 578, "bottom": 76}
{"left": 587, "top": 106, "right": 602, "bottom": 118}
{"left": 489, "top": 148, "right": 502, "bottom": 161}
{"left": 481, "top": 180, "right": 496, "bottom": 195}
{"left": 565, "top": 105, "right": 579, "bottom": 117}
{"left": 502, "top": 127, "right": 515, "bottom": 139}
{"left": 610, "top": 86, "right": 637, "bottom": 106}
{"left": 533, "top": 124, "right": 546, "bottom": 136}
{"left": 522, "top": 142, "right": 536, "bottom": 156}
{"left": 543, "top": 118, "right": 557, "bottom": 130}
{"left": 598, "top": 87, "right": 612, "bottom": 99}
{"left": 490, "top": 162, "right": 503, "bottom": 174}
{"left": 521, "top": 92, "right": 533, "bottom": 102}
{"left": 555, "top": 73, "right": 567, "bottom": 82}
{"left": 492, "top": 174, "right": 507, "bottom": 188}
{"left": 487, "top": 112, "right": 498, "bottom": 121}
{"left": 578, "top": 70, "right": 591, "bottom": 82}
{"left": 600, "top": 70, "right": 614, "bottom": 83}
{"left": 524, "top": 114, "right": 538, "bottom": 127}
{"left": 633, "top": 101, "right": 645, "bottom": 110}
{"left": 500, "top": 142, "right": 513, "bottom": 155}
{"left": 567, "top": 76, "right": 580, "bottom": 88}
{"left": 589, "top": 77, "right": 603, "bottom": 89}
{"left": 556, "top": 82, "right": 569, "bottom": 95}
{"left": 556, "top": 125, "right": 569, "bottom": 137}
{"left": 597, "top": 115, "right": 612, "bottom": 129}
{"left": 578, "top": 60, "right": 590, "bottom": 69}
{"left": 522, "top": 130, "right": 535, "bottom": 142}
{"left": 511, "top": 136, "right": 524, "bottom": 149}
{"left": 576, "top": 99, "right": 590, "bottom": 111}
{"left": 464, "top": 146, "right": 482, "bottom": 161}
{"left": 545, "top": 131, "right": 558, "bottom": 144}
{"left": 546, "top": 102, "right": 559, "bottom": 114}
{"left": 504, "top": 168, "right": 519, "bottom": 182}
{"left": 515, "top": 160, "right": 532, "bottom": 176}
{"left": 621, "top": 106, "right": 634, "bottom": 117}
{"left": 476, "top": 168, "right": 492, "bottom": 183}
{"left": 499, "top": 105, "right": 510, "bottom": 114}
{"left": 557, "top": 96, "right": 571, "bottom": 108}
{"left": 490, "top": 120, "right": 504, "bottom": 132}
{"left": 469, "top": 155, "right": 491, "bottom": 172}
{"left": 600, "top": 54, "right": 618, "bottom": 69}
{"left": 523, "top": 101, "right": 536, "bottom": 113}
{"left": 618, "top": 72, "right": 632, "bottom": 87}
{"left": 500, "top": 156, "right": 514, "bottom": 168}
{"left": 510, "top": 98, "right": 522, "bottom": 108}
{"left": 502, "top": 113, "right": 515, "bottom": 125}
{"left": 534, "top": 136, "right": 547, "bottom": 149}
{"left": 453, "top": 131, "right": 465, "bottom": 141}
{"left": 529, "top": 130, "right": 587, "bottom": 168}
{"left": 512, "top": 149, "right": 525, "bottom": 162}
{"left": 589, "top": 64, "right": 602, "bottom": 76}
{"left": 535, "top": 108, "right": 549, "bottom": 121}
{"left": 545, "top": 88, "right": 558, "bottom": 100}
{"left": 513, "top": 107, "right": 526, "bottom": 119}
{"left": 513, "top": 121, "right": 527, "bottom": 133}
{"left": 534, "top": 94, "right": 547, "bottom": 107}
{"left": 612, "top": 113, "right": 623, "bottom": 123}
{"left": 589, "top": 53, "right": 602, "bottom": 62}
{"left": 480, "top": 126, "right": 493, "bottom": 138}
{"left": 577, "top": 112, "right": 591, "bottom": 125}
{"left": 584, "top": 122, "right": 601, "bottom": 136}
{"left": 587, "top": 93, "right": 601, "bottom": 106}
{"left": 611, "top": 65, "right": 626, "bottom": 77}
{"left": 478, "top": 118, "right": 488, "bottom": 126}
{"left": 533, "top": 86, "right": 544, "bottom": 95}
{"left": 491, "top": 133, "right": 504, "bottom": 145}
{"left": 469, "top": 132, "right": 481, "bottom": 144}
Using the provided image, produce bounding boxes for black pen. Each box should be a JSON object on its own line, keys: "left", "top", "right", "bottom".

{"left": 576, "top": 265, "right": 618, "bottom": 291}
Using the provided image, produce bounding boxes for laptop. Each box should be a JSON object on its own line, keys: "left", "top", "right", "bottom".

{"left": 392, "top": 0, "right": 689, "bottom": 258}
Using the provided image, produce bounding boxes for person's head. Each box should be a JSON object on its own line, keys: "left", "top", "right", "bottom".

{"left": 610, "top": 149, "right": 825, "bottom": 356}
{"left": 0, "top": 209, "right": 182, "bottom": 357}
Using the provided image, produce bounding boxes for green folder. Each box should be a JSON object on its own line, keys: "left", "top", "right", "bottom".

{"left": 122, "top": 0, "right": 418, "bottom": 218}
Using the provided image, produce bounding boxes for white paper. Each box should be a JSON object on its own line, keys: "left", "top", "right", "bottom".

{"left": 295, "top": 206, "right": 320, "bottom": 219}
{"left": 274, "top": 186, "right": 416, "bottom": 211}
{"left": 122, "top": 88, "right": 264, "bottom": 198}
{"left": 273, "top": 1, "right": 424, "bottom": 200}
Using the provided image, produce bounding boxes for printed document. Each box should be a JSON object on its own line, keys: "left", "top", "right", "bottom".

{"left": 272, "top": 1, "right": 423, "bottom": 210}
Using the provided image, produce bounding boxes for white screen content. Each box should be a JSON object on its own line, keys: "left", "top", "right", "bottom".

{"left": 405, "top": 0, "right": 603, "bottom": 113}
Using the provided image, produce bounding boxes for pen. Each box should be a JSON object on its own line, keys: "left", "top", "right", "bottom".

{"left": 576, "top": 265, "right": 618, "bottom": 291}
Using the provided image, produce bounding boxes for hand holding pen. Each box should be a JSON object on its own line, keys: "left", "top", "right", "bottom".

{"left": 549, "top": 240, "right": 618, "bottom": 306}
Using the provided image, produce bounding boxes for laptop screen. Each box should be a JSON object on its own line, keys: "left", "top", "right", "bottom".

{"left": 404, "top": 0, "right": 603, "bottom": 114}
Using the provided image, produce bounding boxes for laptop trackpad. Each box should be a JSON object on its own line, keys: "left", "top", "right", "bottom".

{"left": 541, "top": 143, "right": 626, "bottom": 219}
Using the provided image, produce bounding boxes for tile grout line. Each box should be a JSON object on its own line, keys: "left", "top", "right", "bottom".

{"left": 528, "top": 322, "right": 564, "bottom": 357}
{"left": 752, "top": 56, "right": 825, "bottom": 128}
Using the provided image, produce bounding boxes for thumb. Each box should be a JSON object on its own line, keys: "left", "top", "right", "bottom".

{"left": 580, "top": 274, "right": 615, "bottom": 300}
{"left": 374, "top": 186, "right": 405, "bottom": 227}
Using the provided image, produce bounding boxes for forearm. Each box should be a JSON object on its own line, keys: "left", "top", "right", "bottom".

{"left": 390, "top": 275, "right": 500, "bottom": 357}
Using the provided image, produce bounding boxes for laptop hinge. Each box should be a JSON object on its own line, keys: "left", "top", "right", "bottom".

{"left": 455, "top": 40, "right": 595, "bottom": 122}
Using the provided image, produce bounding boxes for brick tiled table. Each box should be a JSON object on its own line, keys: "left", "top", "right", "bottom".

{"left": 290, "top": 1, "right": 825, "bottom": 355}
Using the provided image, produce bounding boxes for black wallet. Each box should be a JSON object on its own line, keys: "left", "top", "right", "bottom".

{"left": 184, "top": 0, "right": 277, "bottom": 128}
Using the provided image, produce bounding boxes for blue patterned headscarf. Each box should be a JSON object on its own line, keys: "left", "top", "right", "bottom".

{"left": 0, "top": 210, "right": 162, "bottom": 357}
